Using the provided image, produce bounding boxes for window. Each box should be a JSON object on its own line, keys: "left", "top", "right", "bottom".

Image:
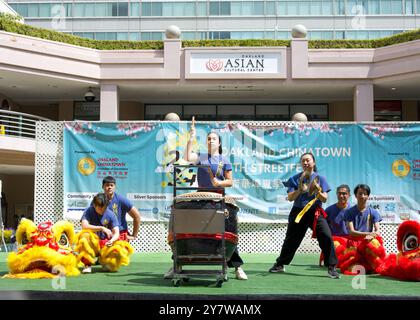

{"left": 142, "top": 2, "right": 152, "bottom": 16}
{"left": 266, "top": 1, "right": 276, "bottom": 15}
{"left": 218, "top": 105, "right": 255, "bottom": 120}
{"left": 28, "top": 3, "right": 39, "bottom": 17}
{"left": 145, "top": 105, "right": 182, "bottom": 120}
{"left": 256, "top": 105, "right": 289, "bottom": 120}
{"left": 39, "top": 4, "right": 51, "bottom": 17}
{"left": 145, "top": 104, "right": 330, "bottom": 121}
{"left": 184, "top": 105, "right": 217, "bottom": 120}
{"left": 85, "top": 3, "right": 95, "bottom": 16}
{"left": 290, "top": 105, "right": 328, "bottom": 120}
{"left": 210, "top": 1, "right": 219, "bottom": 15}
{"left": 130, "top": 2, "right": 140, "bottom": 16}
{"left": 118, "top": 3, "right": 129, "bottom": 16}
{"left": 117, "top": 32, "right": 128, "bottom": 40}
{"left": 220, "top": 1, "right": 231, "bottom": 14}
{"left": 405, "top": 0, "right": 414, "bottom": 14}
{"left": 152, "top": 2, "right": 163, "bottom": 15}
{"left": 374, "top": 101, "right": 402, "bottom": 121}
{"left": 74, "top": 3, "right": 84, "bottom": 17}
{"left": 74, "top": 102, "right": 100, "bottom": 121}
{"left": 141, "top": 32, "right": 163, "bottom": 40}
{"left": 96, "top": 3, "right": 108, "bottom": 16}
{"left": 197, "top": 2, "right": 207, "bottom": 15}
{"left": 129, "top": 32, "right": 140, "bottom": 41}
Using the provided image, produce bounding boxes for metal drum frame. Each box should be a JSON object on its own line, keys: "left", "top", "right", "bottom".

{"left": 170, "top": 164, "right": 229, "bottom": 287}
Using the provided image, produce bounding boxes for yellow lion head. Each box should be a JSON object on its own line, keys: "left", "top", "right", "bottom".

{"left": 3, "top": 218, "right": 80, "bottom": 279}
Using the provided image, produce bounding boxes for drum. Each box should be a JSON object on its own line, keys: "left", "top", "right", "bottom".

{"left": 168, "top": 192, "right": 238, "bottom": 261}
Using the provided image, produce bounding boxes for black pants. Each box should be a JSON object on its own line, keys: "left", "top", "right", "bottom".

{"left": 227, "top": 247, "right": 243, "bottom": 268}
{"left": 275, "top": 206, "right": 337, "bottom": 267}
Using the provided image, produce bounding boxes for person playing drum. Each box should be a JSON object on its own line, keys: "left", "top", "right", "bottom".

{"left": 178, "top": 117, "right": 248, "bottom": 280}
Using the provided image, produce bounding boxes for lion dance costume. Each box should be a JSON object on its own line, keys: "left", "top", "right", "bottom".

{"left": 3, "top": 218, "right": 80, "bottom": 279}
{"left": 76, "top": 229, "right": 134, "bottom": 272}
{"left": 377, "top": 220, "right": 420, "bottom": 281}
{"left": 333, "top": 235, "right": 386, "bottom": 275}
{"left": 3, "top": 219, "right": 135, "bottom": 278}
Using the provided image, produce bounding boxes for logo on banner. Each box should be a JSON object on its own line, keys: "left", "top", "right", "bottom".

{"left": 77, "top": 157, "right": 96, "bottom": 176}
{"left": 206, "top": 59, "right": 224, "bottom": 72}
{"left": 392, "top": 159, "right": 410, "bottom": 178}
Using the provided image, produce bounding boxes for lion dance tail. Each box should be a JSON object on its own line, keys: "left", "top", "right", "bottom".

{"left": 75, "top": 230, "right": 101, "bottom": 267}
{"left": 99, "top": 240, "right": 134, "bottom": 272}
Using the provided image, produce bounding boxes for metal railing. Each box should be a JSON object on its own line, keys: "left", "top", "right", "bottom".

{"left": 0, "top": 109, "right": 50, "bottom": 139}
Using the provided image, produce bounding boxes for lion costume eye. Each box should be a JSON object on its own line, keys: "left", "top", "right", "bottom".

{"left": 403, "top": 234, "right": 418, "bottom": 252}
{"left": 21, "top": 235, "right": 29, "bottom": 245}
{"left": 59, "top": 234, "right": 69, "bottom": 247}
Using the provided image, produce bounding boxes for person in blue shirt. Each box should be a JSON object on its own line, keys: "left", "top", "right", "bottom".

{"left": 269, "top": 152, "right": 341, "bottom": 279}
{"left": 166, "top": 120, "right": 247, "bottom": 280}
{"left": 338, "top": 184, "right": 386, "bottom": 274}
{"left": 343, "top": 184, "right": 381, "bottom": 239}
{"left": 101, "top": 176, "right": 141, "bottom": 241}
{"left": 80, "top": 193, "right": 120, "bottom": 273}
{"left": 325, "top": 184, "right": 351, "bottom": 236}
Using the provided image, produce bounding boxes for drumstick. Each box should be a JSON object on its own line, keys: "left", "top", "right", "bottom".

{"left": 191, "top": 116, "right": 195, "bottom": 128}
{"left": 207, "top": 166, "right": 215, "bottom": 181}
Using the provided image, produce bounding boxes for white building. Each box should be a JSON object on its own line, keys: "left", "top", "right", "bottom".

{"left": 5, "top": 0, "right": 420, "bottom": 40}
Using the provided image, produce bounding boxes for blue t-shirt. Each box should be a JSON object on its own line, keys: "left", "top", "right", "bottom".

{"left": 285, "top": 172, "right": 331, "bottom": 208}
{"left": 325, "top": 203, "right": 349, "bottom": 236}
{"left": 197, "top": 153, "right": 232, "bottom": 188}
{"left": 81, "top": 206, "right": 119, "bottom": 240}
{"left": 343, "top": 205, "right": 382, "bottom": 232}
{"left": 107, "top": 193, "right": 134, "bottom": 232}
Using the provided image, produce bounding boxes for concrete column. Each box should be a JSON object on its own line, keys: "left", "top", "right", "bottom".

{"left": 164, "top": 39, "right": 181, "bottom": 79}
{"left": 100, "top": 84, "right": 119, "bottom": 121}
{"left": 291, "top": 38, "right": 309, "bottom": 78}
{"left": 353, "top": 83, "right": 374, "bottom": 121}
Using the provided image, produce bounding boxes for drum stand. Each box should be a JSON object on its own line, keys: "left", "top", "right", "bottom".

{"left": 171, "top": 164, "right": 228, "bottom": 287}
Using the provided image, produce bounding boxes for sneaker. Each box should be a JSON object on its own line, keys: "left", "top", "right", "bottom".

{"left": 327, "top": 266, "right": 341, "bottom": 279}
{"left": 164, "top": 267, "right": 174, "bottom": 279}
{"left": 235, "top": 267, "right": 248, "bottom": 280}
{"left": 82, "top": 266, "right": 92, "bottom": 274}
{"left": 268, "top": 264, "right": 285, "bottom": 273}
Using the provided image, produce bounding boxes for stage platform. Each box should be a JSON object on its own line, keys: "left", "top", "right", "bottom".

{"left": 0, "top": 252, "right": 418, "bottom": 300}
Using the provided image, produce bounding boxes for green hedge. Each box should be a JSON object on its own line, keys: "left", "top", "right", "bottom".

{"left": 1, "top": 14, "right": 420, "bottom": 50}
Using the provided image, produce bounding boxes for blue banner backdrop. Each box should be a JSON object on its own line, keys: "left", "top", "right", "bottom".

{"left": 63, "top": 122, "right": 420, "bottom": 223}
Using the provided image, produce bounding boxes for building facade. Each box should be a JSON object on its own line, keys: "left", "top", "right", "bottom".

{"left": 0, "top": 27, "right": 419, "bottom": 229}
{"left": 6, "top": 0, "right": 420, "bottom": 41}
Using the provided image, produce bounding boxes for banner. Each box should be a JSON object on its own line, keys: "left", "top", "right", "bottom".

{"left": 63, "top": 122, "right": 420, "bottom": 223}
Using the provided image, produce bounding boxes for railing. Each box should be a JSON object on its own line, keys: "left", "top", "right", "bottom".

{"left": 0, "top": 109, "right": 50, "bottom": 139}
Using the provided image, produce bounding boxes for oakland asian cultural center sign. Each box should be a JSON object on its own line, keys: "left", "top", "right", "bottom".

{"left": 190, "top": 52, "right": 281, "bottom": 74}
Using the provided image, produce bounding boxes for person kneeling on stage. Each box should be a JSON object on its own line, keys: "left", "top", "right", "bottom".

{"left": 77, "top": 193, "right": 134, "bottom": 273}
{"left": 338, "top": 184, "right": 386, "bottom": 275}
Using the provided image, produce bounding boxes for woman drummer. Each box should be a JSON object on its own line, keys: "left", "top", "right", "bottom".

{"left": 181, "top": 118, "right": 248, "bottom": 280}
{"left": 268, "top": 152, "right": 341, "bottom": 279}
{"left": 183, "top": 119, "right": 232, "bottom": 192}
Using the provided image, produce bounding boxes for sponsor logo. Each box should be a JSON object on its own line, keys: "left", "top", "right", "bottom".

{"left": 392, "top": 159, "right": 410, "bottom": 178}
{"left": 77, "top": 157, "right": 96, "bottom": 176}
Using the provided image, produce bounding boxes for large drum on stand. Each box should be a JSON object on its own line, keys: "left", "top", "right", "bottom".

{"left": 168, "top": 191, "right": 239, "bottom": 262}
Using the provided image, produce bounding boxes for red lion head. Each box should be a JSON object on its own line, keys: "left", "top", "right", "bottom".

{"left": 378, "top": 220, "right": 420, "bottom": 281}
